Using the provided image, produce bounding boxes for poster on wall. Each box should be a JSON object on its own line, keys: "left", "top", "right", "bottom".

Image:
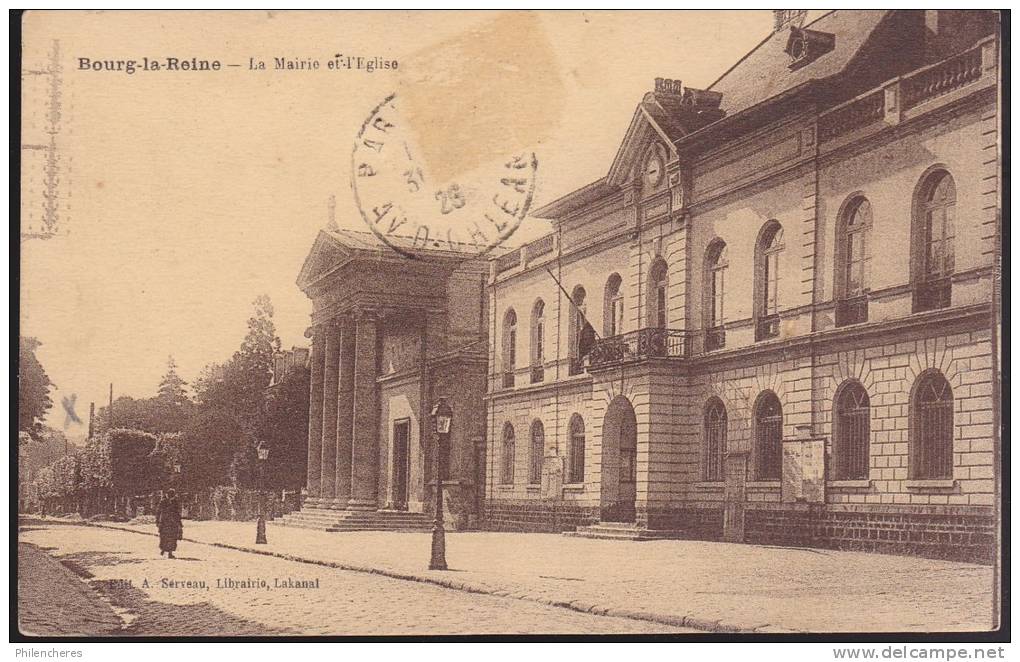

{"left": 782, "top": 438, "right": 826, "bottom": 503}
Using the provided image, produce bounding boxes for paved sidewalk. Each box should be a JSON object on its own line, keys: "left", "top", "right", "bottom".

{"left": 18, "top": 542, "right": 125, "bottom": 636}
{"left": 75, "top": 517, "right": 992, "bottom": 633}
{"left": 19, "top": 523, "right": 689, "bottom": 636}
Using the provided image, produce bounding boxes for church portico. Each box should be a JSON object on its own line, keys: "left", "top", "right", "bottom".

{"left": 281, "top": 228, "right": 490, "bottom": 531}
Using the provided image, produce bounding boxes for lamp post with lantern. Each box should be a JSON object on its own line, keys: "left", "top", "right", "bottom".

{"left": 429, "top": 398, "right": 452, "bottom": 570}
{"left": 255, "top": 441, "right": 269, "bottom": 545}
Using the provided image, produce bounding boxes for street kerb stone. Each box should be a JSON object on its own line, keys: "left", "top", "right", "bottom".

{"left": 75, "top": 520, "right": 747, "bottom": 634}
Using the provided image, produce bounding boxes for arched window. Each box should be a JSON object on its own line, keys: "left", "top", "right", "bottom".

{"left": 604, "top": 274, "right": 624, "bottom": 337}
{"left": 529, "top": 420, "right": 545, "bottom": 484}
{"left": 839, "top": 197, "right": 872, "bottom": 298}
{"left": 835, "top": 197, "right": 872, "bottom": 326}
{"left": 911, "top": 371, "right": 954, "bottom": 480}
{"left": 704, "top": 398, "right": 727, "bottom": 481}
{"left": 568, "top": 414, "right": 586, "bottom": 484}
{"left": 500, "top": 423, "right": 516, "bottom": 484}
{"left": 531, "top": 300, "right": 545, "bottom": 383}
{"left": 648, "top": 259, "right": 669, "bottom": 329}
{"left": 834, "top": 381, "right": 870, "bottom": 480}
{"left": 704, "top": 240, "right": 727, "bottom": 349}
{"left": 753, "top": 391, "right": 783, "bottom": 480}
{"left": 913, "top": 171, "right": 956, "bottom": 312}
{"left": 755, "top": 222, "right": 784, "bottom": 340}
{"left": 568, "top": 286, "right": 588, "bottom": 375}
{"left": 502, "top": 309, "right": 517, "bottom": 388}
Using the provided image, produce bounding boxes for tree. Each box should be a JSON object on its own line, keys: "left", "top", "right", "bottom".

{"left": 257, "top": 364, "right": 310, "bottom": 490}
{"left": 179, "top": 410, "right": 250, "bottom": 490}
{"left": 157, "top": 355, "right": 189, "bottom": 406}
{"left": 193, "top": 295, "right": 281, "bottom": 439}
{"left": 19, "top": 337, "right": 54, "bottom": 439}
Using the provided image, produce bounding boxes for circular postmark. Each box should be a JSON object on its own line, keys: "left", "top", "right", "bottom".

{"left": 351, "top": 93, "right": 538, "bottom": 259}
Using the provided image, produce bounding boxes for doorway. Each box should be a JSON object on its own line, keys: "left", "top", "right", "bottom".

{"left": 392, "top": 419, "right": 410, "bottom": 510}
{"left": 601, "top": 396, "right": 637, "bottom": 522}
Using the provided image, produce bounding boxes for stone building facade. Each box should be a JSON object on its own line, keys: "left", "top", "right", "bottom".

{"left": 483, "top": 10, "right": 1000, "bottom": 561}
{"left": 291, "top": 228, "right": 488, "bottom": 529}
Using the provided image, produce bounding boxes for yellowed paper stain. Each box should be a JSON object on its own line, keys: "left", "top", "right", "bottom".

{"left": 397, "top": 11, "right": 565, "bottom": 183}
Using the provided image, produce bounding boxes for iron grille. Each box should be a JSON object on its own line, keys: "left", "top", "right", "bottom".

{"left": 913, "top": 277, "right": 952, "bottom": 313}
{"left": 568, "top": 356, "right": 585, "bottom": 376}
{"left": 835, "top": 388, "right": 870, "bottom": 480}
{"left": 835, "top": 295, "right": 869, "bottom": 327}
{"left": 755, "top": 404, "right": 783, "bottom": 481}
{"left": 568, "top": 432, "right": 585, "bottom": 483}
{"left": 913, "top": 380, "right": 954, "bottom": 479}
{"left": 588, "top": 328, "right": 692, "bottom": 368}
{"left": 501, "top": 371, "right": 515, "bottom": 388}
{"left": 529, "top": 425, "right": 544, "bottom": 484}
{"left": 704, "top": 407, "right": 727, "bottom": 481}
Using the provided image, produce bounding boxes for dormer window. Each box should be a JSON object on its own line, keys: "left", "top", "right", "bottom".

{"left": 785, "top": 26, "right": 835, "bottom": 70}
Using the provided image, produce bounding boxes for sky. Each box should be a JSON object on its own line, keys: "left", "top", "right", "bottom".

{"left": 20, "top": 10, "right": 773, "bottom": 439}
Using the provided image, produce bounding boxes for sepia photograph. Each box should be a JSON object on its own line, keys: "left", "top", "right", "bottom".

{"left": 15, "top": 8, "right": 1004, "bottom": 643}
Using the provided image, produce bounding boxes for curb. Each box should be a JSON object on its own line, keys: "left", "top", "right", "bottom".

{"left": 71, "top": 519, "right": 763, "bottom": 634}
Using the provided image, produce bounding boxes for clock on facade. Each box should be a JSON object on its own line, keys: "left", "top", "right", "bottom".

{"left": 642, "top": 145, "right": 665, "bottom": 189}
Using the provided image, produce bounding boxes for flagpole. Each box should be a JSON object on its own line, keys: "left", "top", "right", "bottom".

{"left": 544, "top": 266, "right": 601, "bottom": 340}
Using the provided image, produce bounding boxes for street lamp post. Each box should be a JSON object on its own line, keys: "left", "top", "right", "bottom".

{"left": 255, "top": 441, "right": 269, "bottom": 545}
{"left": 429, "top": 399, "right": 452, "bottom": 570}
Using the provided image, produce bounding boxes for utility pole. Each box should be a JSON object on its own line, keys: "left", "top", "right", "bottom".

{"left": 88, "top": 402, "right": 95, "bottom": 440}
{"left": 108, "top": 383, "right": 114, "bottom": 429}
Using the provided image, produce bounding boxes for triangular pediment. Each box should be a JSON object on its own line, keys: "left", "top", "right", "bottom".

{"left": 606, "top": 103, "right": 679, "bottom": 187}
{"left": 295, "top": 230, "right": 353, "bottom": 291}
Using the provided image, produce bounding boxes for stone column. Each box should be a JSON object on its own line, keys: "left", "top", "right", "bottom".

{"left": 305, "top": 326, "right": 324, "bottom": 502}
{"left": 320, "top": 321, "right": 340, "bottom": 502}
{"left": 334, "top": 316, "right": 356, "bottom": 505}
{"left": 348, "top": 312, "right": 380, "bottom": 510}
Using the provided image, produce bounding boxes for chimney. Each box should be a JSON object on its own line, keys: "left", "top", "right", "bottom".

{"left": 774, "top": 10, "right": 806, "bottom": 31}
{"left": 654, "top": 78, "right": 683, "bottom": 96}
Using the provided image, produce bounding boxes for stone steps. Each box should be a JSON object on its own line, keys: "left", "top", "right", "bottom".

{"left": 277, "top": 507, "right": 433, "bottom": 533}
{"left": 565, "top": 521, "right": 688, "bottom": 541}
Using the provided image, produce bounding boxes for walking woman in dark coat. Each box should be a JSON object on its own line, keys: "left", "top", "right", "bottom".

{"left": 155, "top": 489, "right": 183, "bottom": 558}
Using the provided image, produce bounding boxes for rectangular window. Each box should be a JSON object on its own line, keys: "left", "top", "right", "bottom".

{"left": 711, "top": 269, "right": 725, "bottom": 326}
{"left": 656, "top": 285, "right": 667, "bottom": 328}
{"left": 569, "top": 435, "right": 585, "bottom": 483}
{"left": 846, "top": 230, "right": 867, "bottom": 296}
{"left": 765, "top": 253, "right": 779, "bottom": 315}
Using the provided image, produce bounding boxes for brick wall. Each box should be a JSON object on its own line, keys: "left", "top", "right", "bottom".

{"left": 481, "top": 499, "right": 599, "bottom": 533}
{"left": 745, "top": 504, "right": 995, "bottom": 563}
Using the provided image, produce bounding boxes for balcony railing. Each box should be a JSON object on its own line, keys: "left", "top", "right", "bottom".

{"left": 588, "top": 328, "right": 692, "bottom": 368}
{"left": 818, "top": 90, "right": 884, "bottom": 142}
{"left": 494, "top": 249, "right": 521, "bottom": 275}
{"left": 501, "top": 371, "right": 515, "bottom": 388}
{"left": 525, "top": 234, "right": 555, "bottom": 262}
{"left": 530, "top": 365, "right": 545, "bottom": 384}
{"left": 568, "top": 357, "right": 585, "bottom": 376}
{"left": 705, "top": 326, "right": 726, "bottom": 351}
{"left": 835, "top": 295, "right": 869, "bottom": 327}
{"left": 913, "top": 277, "right": 952, "bottom": 313}
{"left": 755, "top": 314, "right": 781, "bottom": 342}
{"left": 902, "top": 46, "right": 983, "bottom": 111}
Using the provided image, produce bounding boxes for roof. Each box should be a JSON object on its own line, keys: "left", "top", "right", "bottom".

{"left": 531, "top": 178, "right": 619, "bottom": 220}
{"left": 322, "top": 227, "right": 488, "bottom": 258}
{"left": 532, "top": 11, "right": 894, "bottom": 220}
{"left": 297, "top": 226, "right": 498, "bottom": 290}
{"left": 708, "top": 10, "right": 891, "bottom": 116}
